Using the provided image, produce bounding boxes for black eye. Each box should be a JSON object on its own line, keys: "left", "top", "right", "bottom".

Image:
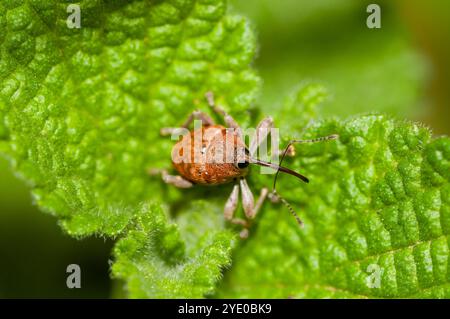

{"left": 237, "top": 161, "right": 249, "bottom": 169}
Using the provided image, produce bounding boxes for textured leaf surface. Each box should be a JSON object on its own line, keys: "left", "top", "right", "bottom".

{"left": 217, "top": 91, "right": 450, "bottom": 297}
{"left": 0, "top": 0, "right": 255, "bottom": 297}
{"left": 0, "top": 0, "right": 258, "bottom": 236}
{"left": 113, "top": 202, "right": 234, "bottom": 298}
{"left": 1, "top": 0, "right": 449, "bottom": 299}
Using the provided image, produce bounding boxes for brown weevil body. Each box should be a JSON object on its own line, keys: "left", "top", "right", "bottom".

{"left": 152, "top": 92, "right": 338, "bottom": 238}
{"left": 171, "top": 124, "right": 249, "bottom": 185}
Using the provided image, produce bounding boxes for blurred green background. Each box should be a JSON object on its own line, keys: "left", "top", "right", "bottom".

{"left": 1, "top": 0, "right": 449, "bottom": 297}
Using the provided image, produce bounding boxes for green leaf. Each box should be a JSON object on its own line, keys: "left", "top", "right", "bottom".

{"left": 217, "top": 105, "right": 450, "bottom": 298}
{"left": 0, "top": 0, "right": 259, "bottom": 237}
{"left": 0, "top": 0, "right": 256, "bottom": 297}
{"left": 112, "top": 202, "right": 234, "bottom": 298}
{"left": 2, "top": 0, "right": 449, "bottom": 299}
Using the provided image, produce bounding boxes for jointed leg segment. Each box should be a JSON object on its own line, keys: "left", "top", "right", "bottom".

{"left": 181, "top": 110, "right": 215, "bottom": 128}
{"left": 148, "top": 169, "right": 193, "bottom": 188}
{"left": 223, "top": 177, "right": 269, "bottom": 238}
{"left": 249, "top": 116, "right": 274, "bottom": 157}
{"left": 240, "top": 178, "right": 268, "bottom": 220}
{"left": 224, "top": 183, "right": 239, "bottom": 221}
{"left": 205, "top": 92, "right": 242, "bottom": 137}
{"left": 160, "top": 110, "right": 215, "bottom": 136}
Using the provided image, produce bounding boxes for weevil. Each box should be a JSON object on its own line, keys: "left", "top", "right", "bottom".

{"left": 151, "top": 92, "right": 338, "bottom": 238}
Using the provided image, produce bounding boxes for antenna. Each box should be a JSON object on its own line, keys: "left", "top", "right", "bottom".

{"left": 248, "top": 158, "right": 309, "bottom": 183}
{"left": 268, "top": 134, "right": 339, "bottom": 227}
{"left": 247, "top": 157, "right": 309, "bottom": 227}
{"left": 273, "top": 134, "right": 338, "bottom": 190}
{"left": 269, "top": 189, "right": 304, "bottom": 227}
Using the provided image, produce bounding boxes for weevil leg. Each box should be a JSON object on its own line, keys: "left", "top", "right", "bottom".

{"left": 148, "top": 169, "right": 193, "bottom": 188}
{"left": 205, "top": 91, "right": 241, "bottom": 135}
{"left": 162, "top": 171, "right": 193, "bottom": 188}
{"left": 160, "top": 127, "right": 187, "bottom": 136}
{"left": 249, "top": 117, "right": 295, "bottom": 162}
{"left": 249, "top": 116, "right": 274, "bottom": 157}
{"left": 160, "top": 110, "right": 215, "bottom": 136}
{"left": 224, "top": 183, "right": 239, "bottom": 220}
{"left": 224, "top": 183, "right": 250, "bottom": 228}
{"left": 181, "top": 110, "right": 215, "bottom": 128}
{"left": 240, "top": 178, "right": 269, "bottom": 220}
